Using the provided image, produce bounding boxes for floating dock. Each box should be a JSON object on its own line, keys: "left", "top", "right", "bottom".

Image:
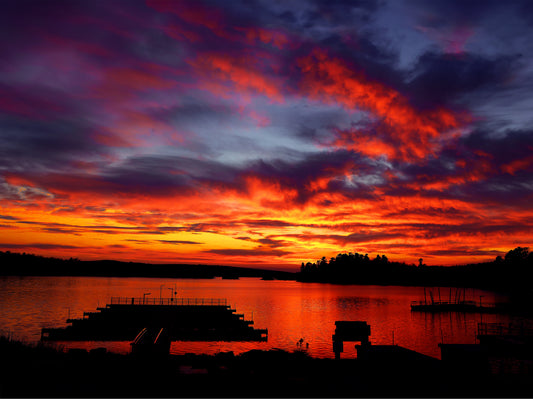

{"left": 411, "top": 287, "right": 499, "bottom": 313}
{"left": 41, "top": 296, "right": 267, "bottom": 342}
{"left": 410, "top": 300, "right": 489, "bottom": 312}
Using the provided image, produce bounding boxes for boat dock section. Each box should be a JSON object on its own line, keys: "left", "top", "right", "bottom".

{"left": 41, "top": 297, "right": 267, "bottom": 342}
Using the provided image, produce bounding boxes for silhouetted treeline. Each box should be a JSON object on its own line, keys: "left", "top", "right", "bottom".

{"left": 0, "top": 251, "right": 293, "bottom": 280}
{"left": 297, "top": 247, "right": 533, "bottom": 293}
{"left": 2, "top": 248, "right": 533, "bottom": 293}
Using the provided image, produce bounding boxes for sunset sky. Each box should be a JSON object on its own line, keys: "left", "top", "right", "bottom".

{"left": 1, "top": 0, "right": 533, "bottom": 270}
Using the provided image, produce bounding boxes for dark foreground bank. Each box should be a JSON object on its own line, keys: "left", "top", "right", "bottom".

{"left": 1, "top": 336, "right": 532, "bottom": 398}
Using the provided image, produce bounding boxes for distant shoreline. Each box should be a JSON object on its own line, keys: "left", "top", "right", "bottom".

{"left": 0, "top": 254, "right": 296, "bottom": 280}
{"left": 2, "top": 250, "right": 533, "bottom": 296}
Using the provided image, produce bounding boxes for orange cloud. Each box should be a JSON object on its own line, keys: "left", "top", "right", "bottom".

{"left": 1, "top": 178, "right": 530, "bottom": 268}
{"left": 331, "top": 128, "right": 397, "bottom": 159}
{"left": 4, "top": 174, "right": 33, "bottom": 187}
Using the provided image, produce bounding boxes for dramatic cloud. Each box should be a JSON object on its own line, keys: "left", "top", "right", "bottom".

{"left": 1, "top": 0, "right": 532, "bottom": 269}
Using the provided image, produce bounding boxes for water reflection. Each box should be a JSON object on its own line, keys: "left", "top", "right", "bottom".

{"left": 336, "top": 296, "right": 385, "bottom": 308}
{"left": 0, "top": 276, "right": 515, "bottom": 359}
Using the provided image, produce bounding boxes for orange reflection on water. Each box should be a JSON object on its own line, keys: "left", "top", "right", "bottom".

{"left": 0, "top": 276, "right": 513, "bottom": 359}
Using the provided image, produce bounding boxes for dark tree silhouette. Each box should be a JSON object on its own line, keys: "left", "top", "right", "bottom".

{"left": 504, "top": 247, "right": 530, "bottom": 264}
{"left": 297, "top": 246, "right": 533, "bottom": 292}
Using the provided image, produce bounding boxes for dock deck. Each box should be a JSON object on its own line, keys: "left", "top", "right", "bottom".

{"left": 41, "top": 296, "right": 267, "bottom": 342}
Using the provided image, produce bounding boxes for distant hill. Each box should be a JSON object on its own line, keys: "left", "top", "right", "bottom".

{"left": 0, "top": 251, "right": 295, "bottom": 280}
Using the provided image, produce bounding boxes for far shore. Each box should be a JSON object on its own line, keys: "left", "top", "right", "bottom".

{"left": 2, "top": 250, "right": 533, "bottom": 297}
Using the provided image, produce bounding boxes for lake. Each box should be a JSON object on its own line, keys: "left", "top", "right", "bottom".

{"left": 0, "top": 276, "right": 520, "bottom": 359}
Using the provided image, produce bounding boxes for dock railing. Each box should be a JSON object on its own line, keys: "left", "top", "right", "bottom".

{"left": 110, "top": 297, "right": 228, "bottom": 306}
{"left": 411, "top": 300, "right": 479, "bottom": 307}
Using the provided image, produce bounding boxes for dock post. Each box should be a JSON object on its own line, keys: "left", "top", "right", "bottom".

{"left": 333, "top": 336, "right": 343, "bottom": 360}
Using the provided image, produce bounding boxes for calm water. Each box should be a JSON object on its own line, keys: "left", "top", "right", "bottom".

{"left": 0, "top": 276, "right": 519, "bottom": 359}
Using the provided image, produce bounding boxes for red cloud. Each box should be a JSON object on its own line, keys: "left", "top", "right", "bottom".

{"left": 0, "top": 87, "right": 65, "bottom": 120}
{"left": 44, "top": 34, "right": 112, "bottom": 58}
{"left": 235, "top": 26, "right": 289, "bottom": 49}
{"left": 191, "top": 53, "right": 284, "bottom": 102}
{"left": 501, "top": 155, "right": 533, "bottom": 175}
{"left": 106, "top": 68, "right": 176, "bottom": 90}
{"left": 297, "top": 49, "right": 469, "bottom": 161}
{"left": 163, "top": 23, "right": 202, "bottom": 43}
{"left": 416, "top": 24, "right": 474, "bottom": 55}
{"left": 149, "top": 0, "right": 290, "bottom": 50}
{"left": 147, "top": 0, "right": 227, "bottom": 38}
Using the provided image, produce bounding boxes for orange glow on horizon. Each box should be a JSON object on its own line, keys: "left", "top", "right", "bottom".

{"left": 1, "top": 176, "right": 529, "bottom": 270}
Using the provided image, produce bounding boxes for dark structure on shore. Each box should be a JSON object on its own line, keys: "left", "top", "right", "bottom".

{"left": 332, "top": 321, "right": 371, "bottom": 360}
